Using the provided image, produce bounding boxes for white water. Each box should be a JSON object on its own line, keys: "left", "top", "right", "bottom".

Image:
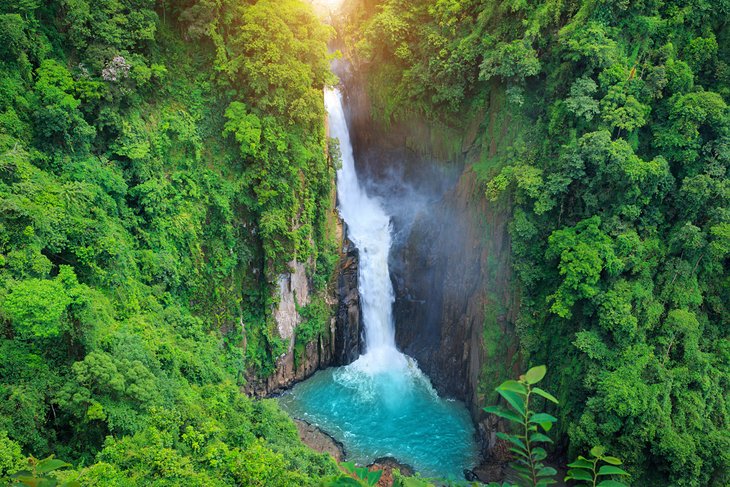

{"left": 326, "top": 88, "right": 414, "bottom": 378}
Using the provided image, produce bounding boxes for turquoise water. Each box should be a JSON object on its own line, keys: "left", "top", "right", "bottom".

{"left": 278, "top": 360, "right": 479, "bottom": 480}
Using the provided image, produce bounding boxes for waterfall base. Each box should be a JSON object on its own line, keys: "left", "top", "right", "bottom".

{"left": 278, "top": 357, "right": 478, "bottom": 480}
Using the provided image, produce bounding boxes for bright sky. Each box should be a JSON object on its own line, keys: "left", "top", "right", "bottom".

{"left": 310, "top": 0, "right": 344, "bottom": 11}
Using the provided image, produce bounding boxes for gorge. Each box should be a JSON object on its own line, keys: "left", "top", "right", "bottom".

{"left": 279, "top": 88, "right": 479, "bottom": 479}
{"left": 0, "top": 0, "right": 726, "bottom": 485}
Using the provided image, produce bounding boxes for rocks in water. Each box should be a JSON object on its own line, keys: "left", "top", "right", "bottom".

{"left": 293, "top": 419, "right": 345, "bottom": 462}
{"left": 464, "top": 468, "right": 479, "bottom": 481}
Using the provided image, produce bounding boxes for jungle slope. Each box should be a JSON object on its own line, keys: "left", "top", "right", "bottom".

{"left": 0, "top": 0, "right": 343, "bottom": 484}
{"left": 341, "top": 0, "right": 729, "bottom": 485}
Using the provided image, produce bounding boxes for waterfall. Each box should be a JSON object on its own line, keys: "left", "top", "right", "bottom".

{"left": 278, "top": 90, "right": 479, "bottom": 477}
{"left": 326, "top": 88, "right": 411, "bottom": 377}
{"left": 326, "top": 89, "right": 397, "bottom": 354}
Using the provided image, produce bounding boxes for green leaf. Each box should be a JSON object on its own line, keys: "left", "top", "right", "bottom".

{"left": 598, "top": 465, "right": 630, "bottom": 476}
{"left": 590, "top": 445, "right": 607, "bottom": 458}
{"left": 537, "top": 466, "right": 557, "bottom": 477}
{"left": 529, "top": 413, "right": 557, "bottom": 424}
{"left": 328, "top": 477, "right": 365, "bottom": 487}
{"left": 567, "top": 459, "right": 594, "bottom": 469}
{"left": 517, "top": 472, "right": 533, "bottom": 482}
{"left": 498, "top": 389, "right": 526, "bottom": 416}
{"left": 483, "top": 406, "right": 523, "bottom": 424}
{"left": 36, "top": 458, "right": 71, "bottom": 474}
{"left": 602, "top": 456, "right": 623, "bottom": 465}
{"left": 536, "top": 479, "right": 557, "bottom": 486}
{"left": 532, "top": 387, "right": 559, "bottom": 404}
{"left": 530, "top": 433, "right": 553, "bottom": 444}
{"left": 497, "top": 380, "right": 527, "bottom": 395}
{"left": 366, "top": 470, "right": 383, "bottom": 486}
{"left": 565, "top": 469, "right": 594, "bottom": 481}
{"left": 509, "top": 447, "right": 531, "bottom": 460}
{"left": 524, "top": 365, "right": 547, "bottom": 384}
{"left": 496, "top": 432, "right": 527, "bottom": 451}
{"left": 396, "top": 478, "right": 433, "bottom": 487}
{"left": 531, "top": 447, "right": 547, "bottom": 461}
{"left": 355, "top": 466, "right": 369, "bottom": 479}
{"left": 597, "top": 481, "right": 629, "bottom": 487}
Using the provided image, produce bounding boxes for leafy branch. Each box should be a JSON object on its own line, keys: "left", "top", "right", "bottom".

{"left": 483, "top": 367, "right": 631, "bottom": 487}
{"left": 565, "top": 446, "right": 630, "bottom": 487}
{"left": 483, "top": 365, "right": 559, "bottom": 486}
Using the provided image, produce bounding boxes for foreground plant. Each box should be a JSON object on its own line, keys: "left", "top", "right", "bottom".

{"left": 483, "top": 367, "right": 631, "bottom": 487}
{"left": 565, "top": 446, "right": 630, "bottom": 486}
{"left": 9, "top": 455, "right": 79, "bottom": 487}
{"left": 483, "top": 365, "right": 559, "bottom": 486}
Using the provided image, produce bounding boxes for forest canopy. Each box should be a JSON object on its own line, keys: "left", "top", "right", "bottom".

{"left": 342, "top": 0, "right": 729, "bottom": 485}
{"left": 0, "top": 0, "right": 340, "bottom": 484}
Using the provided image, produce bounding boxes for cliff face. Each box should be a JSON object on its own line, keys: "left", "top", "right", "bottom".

{"left": 342, "top": 77, "right": 522, "bottom": 454}
{"left": 244, "top": 260, "right": 333, "bottom": 397}
{"left": 245, "top": 222, "right": 362, "bottom": 397}
{"left": 334, "top": 232, "right": 362, "bottom": 365}
{"left": 391, "top": 167, "right": 518, "bottom": 414}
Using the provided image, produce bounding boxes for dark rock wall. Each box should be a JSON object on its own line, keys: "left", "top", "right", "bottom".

{"left": 335, "top": 231, "right": 363, "bottom": 365}
{"left": 341, "top": 78, "right": 522, "bottom": 458}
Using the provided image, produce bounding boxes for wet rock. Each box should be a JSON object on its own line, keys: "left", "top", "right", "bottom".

{"left": 335, "top": 230, "right": 362, "bottom": 365}
{"left": 294, "top": 419, "right": 345, "bottom": 462}
{"left": 464, "top": 468, "right": 480, "bottom": 481}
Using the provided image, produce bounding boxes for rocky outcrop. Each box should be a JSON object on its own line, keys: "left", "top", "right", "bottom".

{"left": 246, "top": 218, "right": 363, "bottom": 396}
{"left": 245, "top": 260, "right": 336, "bottom": 397}
{"left": 335, "top": 232, "right": 362, "bottom": 365}
{"left": 368, "top": 457, "right": 415, "bottom": 487}
{"left": 294, "top": 419, "right": 345, "bottom": 462}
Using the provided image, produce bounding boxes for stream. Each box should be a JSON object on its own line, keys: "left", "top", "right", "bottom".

{"left": 278, "top": 89, "right": 478, "bottom": 480}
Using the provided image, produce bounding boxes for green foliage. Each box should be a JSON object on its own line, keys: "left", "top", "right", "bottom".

{"left": 2, "top": 275, "right": 72, "bottom": 339}
{"left": 0, "top": 432, "right": 24, "bottom": 478}
{"left": 0, "top": 0, "right": 340, "bottom": 484}
{"left": 565, "top": 445, "right": 629, "bottom": 487}
{"left": 545, "top": 217, "right": 621, "bottom": 318}
{"left": 483, "top": 365, "right": 558, "bottom": 486}
{"left": 479, "top": 40, "right": 541, "bottom": 84}
{"left": 485, "top": 368, "right": 631, "bottom": 487}
{"left": 348, "top": 0, "right": 729, "bottom": 484}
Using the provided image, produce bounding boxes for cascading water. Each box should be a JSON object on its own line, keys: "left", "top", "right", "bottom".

{"left": 327, "top": 87, "right": 411, "bottom": 380}
{"left": 279, "top": 89, "right": 478, "bottom": 479}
